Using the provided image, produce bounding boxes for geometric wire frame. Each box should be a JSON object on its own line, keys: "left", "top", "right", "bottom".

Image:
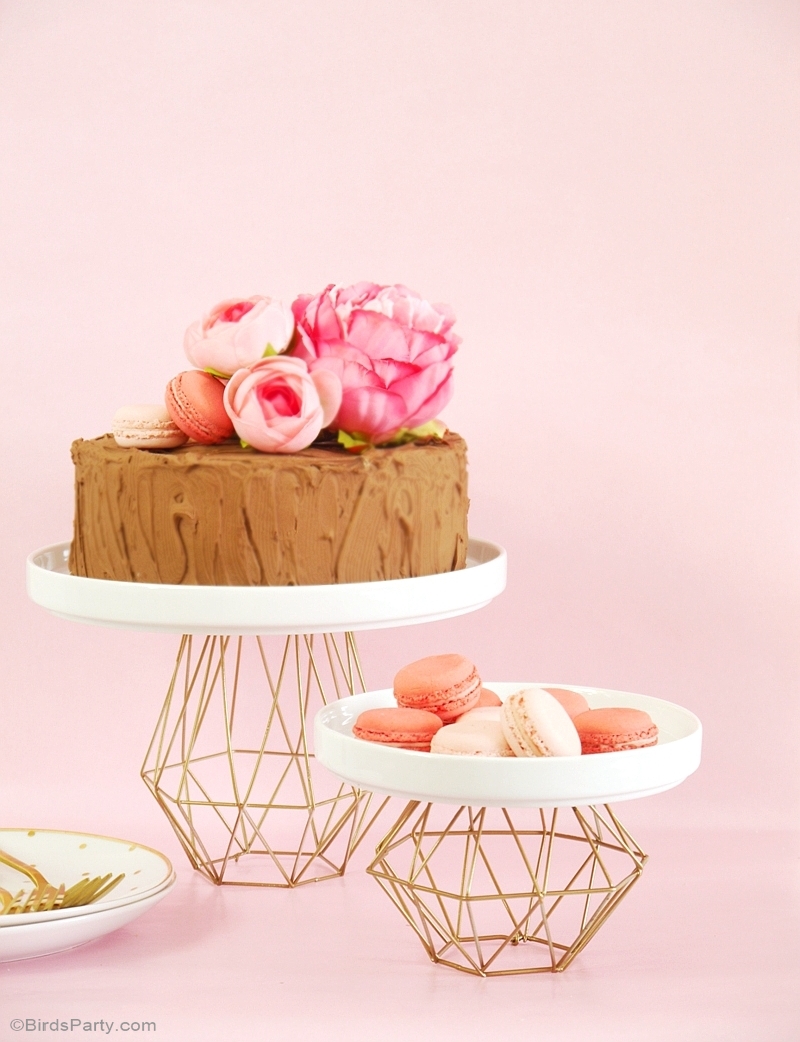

{"left": 141, "top": 632, "right": 386, "bottom": 887}
{"left": 139, "top": 630, "right": 648, "bottom": 973}
{"left": 368, "top": 801, "right": 647, "bottom": 975}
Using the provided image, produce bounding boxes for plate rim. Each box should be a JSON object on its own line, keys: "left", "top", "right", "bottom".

{"left": 0, "top": 826, "right": 174, "bottom": 871}
{"left": 26, "top": 538, "right": 507, "bottom": 634}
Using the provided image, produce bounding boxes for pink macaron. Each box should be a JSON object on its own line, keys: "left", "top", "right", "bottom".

{"left": 573, "top": 708, "right": 658, "bottom": 754}
{"left": 475, "top": 686, "right": 503, "bottom": 708}
{"left": 543, "top": 687, "right": 590, "bottom": 720}
{"left": 451, "top": 706, "right": 502, "bottom": 728}
{"left": 501, "top": 687, "right": 582, "bottom": 757}
{"left": 393, "top": 654, "right": 481, "bottom": 722}
{"left": 112, "top": 404, "right": 188, "bottom": 449}
{"left": 352, "top": 707, "right": 443, "bottom": 751}
{"left": 431, "top": 719, "right": 514, "bottom": 757}
{"left": 165, "top": 370, "right": 235, "bottom": 445}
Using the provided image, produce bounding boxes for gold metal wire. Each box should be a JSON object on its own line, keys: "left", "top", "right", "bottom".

{"left": 141, "top": 631, "right": 379, "bottom": 887}
{"left": 367, "top": 801, "right": 647, "bottom": 976}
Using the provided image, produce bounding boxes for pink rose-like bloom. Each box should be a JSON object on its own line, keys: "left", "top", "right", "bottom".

{"left": 223, "top": 356, "right": 342, "bottom": 454}
{"left": 184, "top": 296, "right": 295, "bottom": 377}
{"left": 291, "top": 282, "right": 460, "bottom": 443}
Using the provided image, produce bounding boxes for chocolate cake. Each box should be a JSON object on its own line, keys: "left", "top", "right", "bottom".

{"left": 69, "top": 432, "right": 469, "bottom": 586}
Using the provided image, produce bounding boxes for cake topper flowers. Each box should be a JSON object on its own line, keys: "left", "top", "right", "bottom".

{"left": 161, "top": 282, "right": 457, "bottom": 454}
{"left": 223, "top": 356, "right": 342, "bottom": 454}
{"left": 291, "top": 282, "right": 459, "bottom": 448}
{"left": 184, "top": 295, "right": 296, "bottom": 378}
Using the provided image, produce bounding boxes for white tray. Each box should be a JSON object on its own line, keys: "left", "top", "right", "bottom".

{"left": 27, "top": 539, "right": 506, "bottom": 635}
{"left": 314, "top": 683, "right": 702, "bottom": 808}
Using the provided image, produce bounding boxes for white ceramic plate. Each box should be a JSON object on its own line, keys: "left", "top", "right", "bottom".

{"left": 0, "top": 829, "right": 173, "bottom": 927}
{"left": 314, "top": 683, "right": 702, "bottom": 808}
{"left": 0, "top": 878, "right": 175, "bottom": 962}
{"left": 27, "top": 539, "right": 506, "bottom": 635}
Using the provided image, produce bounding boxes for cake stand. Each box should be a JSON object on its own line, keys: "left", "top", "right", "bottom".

{"left": 315, "top": 683, "right": 702, "bottom": 976}
{"left": 27, "top": 539, "right": 506, "bottom": 888}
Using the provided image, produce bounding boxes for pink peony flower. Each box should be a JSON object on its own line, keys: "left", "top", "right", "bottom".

{"left": 184, "top": 296, "right": 295, "bottom": 377}
{"left": 291, "top": 282, "right": 460, "bottom": 444}
{"left": 223, "top": 356, "right": 342, "bottom": 454}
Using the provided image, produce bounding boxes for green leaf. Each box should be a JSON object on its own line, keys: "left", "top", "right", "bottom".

{"left": 407, "top": 419, "right": 447, "bottom": 440}
{"left": 337, "top": 420, "right": 446, "bottom": 452}
{"left": 378, "top": 420, "right": 447, "bottom": 446}
{"left": 337, "top": 430, "right": 371, "bottom": 453}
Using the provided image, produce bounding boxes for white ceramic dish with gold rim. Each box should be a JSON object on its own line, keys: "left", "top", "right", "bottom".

{"left": 0, "top": 829, "right": 174, "bottom": 928}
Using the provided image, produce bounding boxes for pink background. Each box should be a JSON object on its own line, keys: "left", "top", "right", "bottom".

{"left": 1, "top": 1, "right": 798, "bottom": 1038}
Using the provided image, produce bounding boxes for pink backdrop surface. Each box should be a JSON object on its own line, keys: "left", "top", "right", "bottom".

{"left": 1, "top": 2, "right": 798, "bottom": 1039}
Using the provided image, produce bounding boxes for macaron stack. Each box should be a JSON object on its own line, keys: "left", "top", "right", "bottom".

{"left": 112, "top": 370, "right": 236, "bottom": 452}
{"left": 352, "top": 655, "right": 659, "bottom": 759}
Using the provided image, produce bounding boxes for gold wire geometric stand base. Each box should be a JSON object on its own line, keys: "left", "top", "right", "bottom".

{"left": 142, "top": 632, "right": 384, "bottom": 888}
{"left": 368, "top": 801, "right": 647, "bottom": 976}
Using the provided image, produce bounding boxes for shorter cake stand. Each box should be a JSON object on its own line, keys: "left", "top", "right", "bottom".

{"left": 315, "top": 683, "right": 701, "bottom": 975}
{"left": 27, "top": 540, "right": 506, "bottom": 888}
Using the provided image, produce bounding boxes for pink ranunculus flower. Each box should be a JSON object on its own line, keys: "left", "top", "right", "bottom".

{"left": 223, "top": 356, "right": 342, "bottom": 454}
{"left": 184, "top": 296, "right": 296, "bottom": 377}
{"left": 291, "top": 282, "right": 460, "bottom": 444}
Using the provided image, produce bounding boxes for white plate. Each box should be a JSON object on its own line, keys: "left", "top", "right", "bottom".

{"left": 27, "top": 539, "right": 506, "bottom": 635}
{"left": 0, "top": 878, "right": 175, "bottom": 962}
{"left": 314, "top": 683, "right": 702, "bottom": 808}
{"left": 0, "top": 829, "right": 173, "bottom": 927}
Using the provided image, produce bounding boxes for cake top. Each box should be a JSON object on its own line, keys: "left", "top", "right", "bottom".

{"left": 119, "top": 282, "right": 461, "bottom": 457}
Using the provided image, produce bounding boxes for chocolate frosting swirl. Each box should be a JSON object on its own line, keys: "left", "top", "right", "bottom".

{"left": 69, "top": 433, "right": 469, "bottom": 586}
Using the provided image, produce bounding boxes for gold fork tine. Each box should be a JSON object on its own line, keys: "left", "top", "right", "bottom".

{"left": 87, "top": 874, "right": 125, "bottom": 904}
{"left": 60, "top": 873, "right": 124, "bottom": 909}
{"left": 1, "top": 886, "right": 64, "bottom": 915}
{"left": 0, "top": 847, "right": 125, "bottom": 916}
{"left": 27, "top": 883, "right": 63, "bottom": 913}
{"left": 59, "top": 877, "right": 101, "bottom": 908}
{"left": 20, "top": 885, "right": 44, "bottom": 914}
{"left": 5, "top": 889, "right": 27, "bottom": 915}
{"left": 70, "top": 876, "right": 110, "bottom": 905}
{"left": 41, "top": 884, "right": 65, "bottom": 912}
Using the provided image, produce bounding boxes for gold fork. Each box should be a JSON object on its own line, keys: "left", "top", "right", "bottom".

{"left": 0, "top": 884, "right": 67, "bottom": 915}
{"left": 0, "top": 848, "right": 124, "bottom": 916}
{"left": 0, "top": 849, "right": 62, "bottom": 913}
